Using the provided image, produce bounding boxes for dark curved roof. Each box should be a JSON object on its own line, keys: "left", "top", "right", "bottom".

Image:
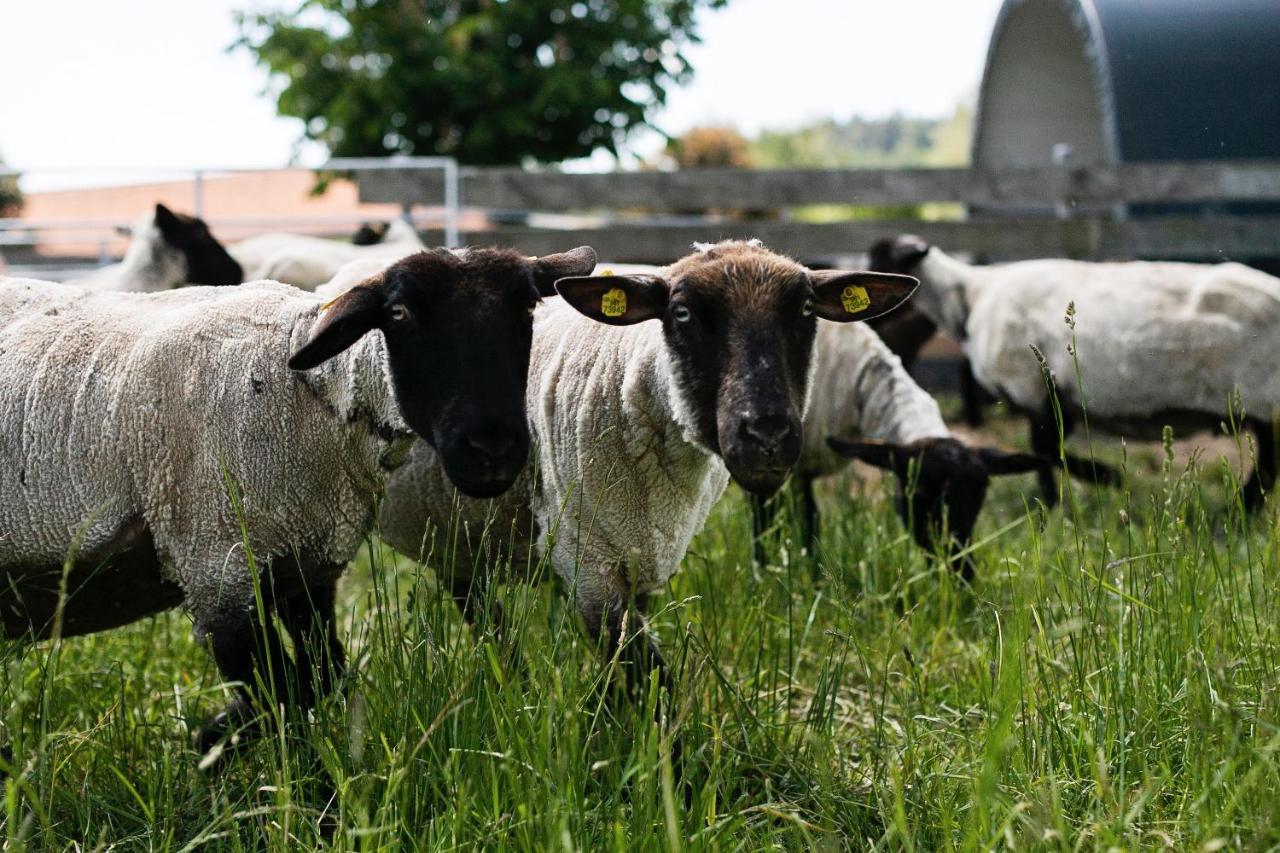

{"left": 973, "top": 0, "right": 1280, "bottom": 166}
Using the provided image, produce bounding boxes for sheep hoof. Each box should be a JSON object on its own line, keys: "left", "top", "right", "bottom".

{"left": 195, "top": 701, "right": 260, "bottom": 770}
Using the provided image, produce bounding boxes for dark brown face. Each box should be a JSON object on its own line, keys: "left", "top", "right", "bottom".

{"left": 288, "top": 245, "right": 597, "bottom": 499}
{"left": 152, "top": 203, "right": 243, "bottom": 286}
{"left": 828, "top": 436, "right": 1046, "bottom": 579}
{"left": 556, "top": 241, "right": 919, "bottom": 497}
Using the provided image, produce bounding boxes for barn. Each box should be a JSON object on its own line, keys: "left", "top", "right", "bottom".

{"left": 971, "top": 0, "right": 1280, "bottom": 220}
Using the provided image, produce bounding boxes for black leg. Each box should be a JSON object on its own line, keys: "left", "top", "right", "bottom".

{"left": 749, "top": 491, "right": 773, "bottom": 567}
{"left": 799, "top": 475, "right": 821, "bottom": 580}
{"left": 1244, "top": 417, "right": 1276, "bottom": 512}
{"left": 959, "top": 357, "right": 987, "bottom": 427}
{"left": 587, "top": 595, "right": 671, "bottom": 701}
{"left": 447, "top": 570, "right": 505, "bottom": 636}
{"left": 1029, "top": 408, "right": 1065, "bottom": 508}
{"left": 277, "top": 578, "right": 347, "bottom": 710}
{"left": 197, "top": 609, "right": 298, "bottom": 757}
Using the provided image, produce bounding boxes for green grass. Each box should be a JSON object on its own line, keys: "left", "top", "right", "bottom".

{"left": 3, "top": 411, "right": 1279, "bottom": 850}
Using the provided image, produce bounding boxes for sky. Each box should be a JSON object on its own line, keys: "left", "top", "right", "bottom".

{"left": 0, "top": 0, "right": 1003, "bottom": 190}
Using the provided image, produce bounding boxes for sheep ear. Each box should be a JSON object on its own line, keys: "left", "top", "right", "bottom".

{"left": 288, "top": 281, "right": 385, "bottom": 371}
{"left": 810, "top": 270, "right": 918, "bottom": 323}
{"left": 530, "top": 246, "right": 598, "bottom": 296}
{"left": 978, "top": 447, "right": 1050, "bottom": 475}
{"left": 555, "top": 273, "right": 668, "bottom": 325}
{"left": 826, "top": 437, "right": 902, "bottom": 470}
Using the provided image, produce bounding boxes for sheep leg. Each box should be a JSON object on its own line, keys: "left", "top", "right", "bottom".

{"left": 585, "top": 594, "right": 672, "bottom": 701}
{"left": 197, "top": 610, "right": 299, "bottom": 757}
{"left": 1244, "top": 417, "right": 1277, "bottom": 512}
{"left": 1029, "top": 407, "right": 1066, "bottom": 508}
{"left": 959, "top": 357, "right": 987, "bottom": 427}
{"left": 749, "top": 491, "right": 775, "bottom": 566}
{"left": 447, "top": 570, "right": 506, "bottom": 637}
{"left": 277, "top": 577, "right": 347, "bottom": 708}
{"left": 800, "top": 474, "right": 820, "bottom": 576}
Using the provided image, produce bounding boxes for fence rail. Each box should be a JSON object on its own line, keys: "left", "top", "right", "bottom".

{"left": 356, "top": 158, "right": 1280, "bottom": 264}
{"left": 359, "top": 159, "right": 1280, "bottom": 211}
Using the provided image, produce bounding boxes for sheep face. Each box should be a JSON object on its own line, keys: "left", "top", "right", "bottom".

{"left": 828, "top": 436, "right": 1044, "bottom": 578}
{"left": 290, "top": 245, "right": 597, "bottom": 499}
{"left": 351, "top": 220, "right": 391, "bottom": 245}
{"left": 153, "top": 203, "right": 244, "bottom": 286}
{"left": 556, "top": 241, "right": 918, "bottom": 497}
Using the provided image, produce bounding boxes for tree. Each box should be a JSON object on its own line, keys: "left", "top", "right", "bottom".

{"left": 0, "top": 150, "right": 21, "bottom": 218}
{"left": 235, "top": 0, "right": 727, "bottom": 166}
{"left": 666, "top": 126, "right": 752, "bottom": 168}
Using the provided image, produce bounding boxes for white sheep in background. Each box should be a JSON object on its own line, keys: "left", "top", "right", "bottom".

{"left": 0, "top": 245, "right": 597, "bottom": 756}
{"left": 375, "top": 240, "right": 918, "bottom": 694}
{"left": 868, "top": 235, "right": 1280, "bottom": 509}
{"left": 71, "top": 203, "right": 243, "bottom": 291}
{"left": 752, "top": 320, "right": 1045, "bottom": 579}
{"left": 230, "top": 217, "right": 424, "bottom": 289}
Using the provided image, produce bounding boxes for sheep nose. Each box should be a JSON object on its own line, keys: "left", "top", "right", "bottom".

{"left": 462, "top": 428, "right": 518, "bottom": 464}
{"left": 742, "top": 414, "right": 791, "bottom": 452}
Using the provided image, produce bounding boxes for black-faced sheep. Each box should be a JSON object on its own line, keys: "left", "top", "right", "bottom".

{"left": 869, "top": 235, "right": 1279, "bottom": 509}
{"left": 374, "top": 240, "right": 918, "bottom": 694}
{"left": 0, "top": 245, "right": 596, "bottom": 755}
{"left": 72, "top": 203, "right": 242, "bottom": 291}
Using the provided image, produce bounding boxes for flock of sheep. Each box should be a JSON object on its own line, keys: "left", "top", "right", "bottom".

{"left": 2, "top": 200, "right": 1277, "bottom": 766}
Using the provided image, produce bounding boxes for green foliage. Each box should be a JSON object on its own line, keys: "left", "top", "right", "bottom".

{"left": 0, "top": 151, "right": 21, "bottom": 218}
{"left": 749, "top": 104, "right": 973, "bottom": 169}
{"left": 4, "top": 410, "right": 1280, "bottom": 848}
{"left": 234, "top": 0, "right": 727, "bottom": 165}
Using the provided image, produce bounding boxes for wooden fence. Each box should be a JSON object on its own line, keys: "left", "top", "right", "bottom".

{"left": 358, "top": 160, "right": 1280, "bottom": 263}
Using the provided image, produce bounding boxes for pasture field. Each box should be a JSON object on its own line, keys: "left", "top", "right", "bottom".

{"left": 2, "top": 404, "right": 1279, "bottom": 850}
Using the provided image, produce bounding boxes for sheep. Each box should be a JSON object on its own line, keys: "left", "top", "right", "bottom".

{"left": 0, "top": 244, "right": 597, "bottom": 755}
{"left": 868, "top": 235, "right": 1280, "bottom": 509}
{"left": 70, "top": 203, "right": 243, "bottom": 291}
{"left": 374, "top": 240, "right": 918, "bottom": 694}
{"left": 749, "top": 320, "right": 1045, "bottom": 579}
{"left": 230, "top": 218, "right": 424, "bottom": 289}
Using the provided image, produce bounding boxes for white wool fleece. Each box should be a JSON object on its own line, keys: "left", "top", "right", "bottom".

{"left": 0, "top": 277, "right": 411, "bottom": 636}
{"left": 914, "top": 248, "right": 1280, "bottom": 425}
{"left": 232, "top": 220, "right": 425, "bottom": 291}
{"left": 378, "top": 297, "right": 729, "bottom": 631}
{"left": 799, "top": 320, "right": 949, "bottom": 479}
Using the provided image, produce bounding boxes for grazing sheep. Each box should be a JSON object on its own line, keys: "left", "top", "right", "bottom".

{"left": 376, "top": 240, "right": 918, "bottom": 693}
{"left": 230, "top": 218, "right": 424, "bottom": 289}
{"left": 0, "top": 245, "right": 596, "bottom": 754}
{"left": 751, "top": 320, "right": 1045, "bottom": 579}
{"left": 869, "top": 235, "right": 1280, "bottom": 509}
{"left": 71, "top": 203, "right": 242, "bottom": 291}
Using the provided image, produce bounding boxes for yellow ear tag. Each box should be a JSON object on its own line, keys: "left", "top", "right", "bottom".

{"left": 841, "top": 285, "right": 871, "bottom": 314}
{"left": 600, "top": 268, "right": 615, "bottom": 276}
{"left": 601, "top": 287, "right": 627, "bottom": 317}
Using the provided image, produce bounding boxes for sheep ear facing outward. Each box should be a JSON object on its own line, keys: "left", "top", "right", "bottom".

{"left": 288, "top": 282, "right": 386, "bottom": 371}
{"left": 555, "top": 273, "right": 669, "bottom": 326}
{"left": 826, "top": 437, "right": 902, "bottom": 470}
{"left": 529, "top": 246, "right": 598, "bottom": 297}
{"left": 978, "top": 447, "right": 1051, "bottom": 476}
{"left": 810, "top": 270, "right": 918, "bottom": 323}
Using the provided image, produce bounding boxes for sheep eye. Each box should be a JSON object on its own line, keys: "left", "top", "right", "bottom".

{"left": 801, "top": 298, "right": 815, "bottom": 317}
{"left": 672, "top": 304, "right": 692, "bottom": 323}
{"left": 389, "top": 304, "right": 410, "bottom": 322}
